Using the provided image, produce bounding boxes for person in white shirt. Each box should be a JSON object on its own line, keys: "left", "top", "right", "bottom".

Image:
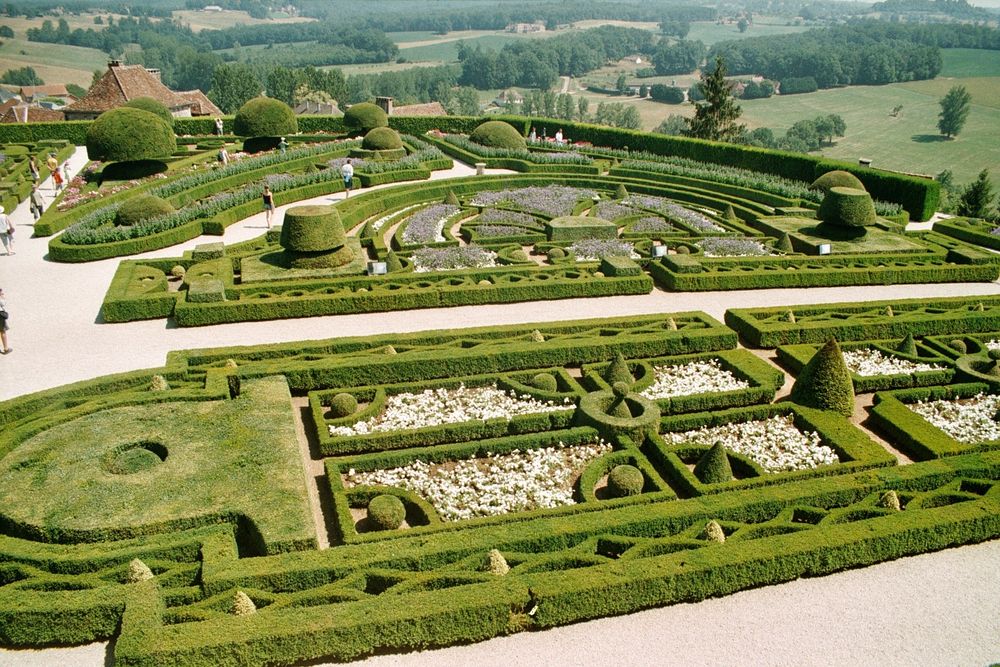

{"left": 341, "top": 159, "right": 355, "bottom": 197}
{"left": 0, "top": 207, "right": 13, "bottom": 255}
{"left": 554, "top": 128, "right": 564, "bottom": 145}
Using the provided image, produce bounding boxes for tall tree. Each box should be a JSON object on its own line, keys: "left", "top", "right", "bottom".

{"left": 957, "top": 169, "right": 995, "bottom": 219}
{"left": 938, "top": 84, "right": 972, "bottom": 138}
{"left": 209, "top": 63, "right": 262, "bottom": 114}
{"left": 685, "top": 56, "right": 745, "bottom": 142}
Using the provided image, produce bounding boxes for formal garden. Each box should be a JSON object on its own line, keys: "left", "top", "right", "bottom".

{"left": 0, "top": 102, "right": 999, "bottom": 666}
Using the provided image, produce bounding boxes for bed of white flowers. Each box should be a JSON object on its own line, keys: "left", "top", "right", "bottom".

{"left": 329, "top": 384, "right": 572, "bottom": 437}
{"left": 842, "top": 348, "right": 944, "bottom": 377}
{"left": 640, "top": 358, "right": 750, "bottom": 400}
{"left": 908, "top": 393, "right": 1000, "bottom": 443}
{"left": 985, "top": 339, "right": 1000, "bottom": 350}
{"left": 660, "top": 415, "right": 838, "bottom": 472}
{"left": 343, "top": 441, "right": 612, "bottom": 521}
{"left": 369, "top": 204, "right": 422, "bottom": 233}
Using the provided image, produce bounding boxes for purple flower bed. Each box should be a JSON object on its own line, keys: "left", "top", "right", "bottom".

{"left": 471, "top": 186, "right": 596, "bottom": 217}
{"left": 412, "top": 245, "right": 498, "bottom": 272}
{"left": 631, "top": 216, "right": 673, "bottom": 232}
{"left": 401, "top": 204, "right": 460, "bottom": 244}
{"left": 570, "top": 238, "right": 638, "bottom": 260}
{"left": 476, "top": 224, "right": 534, "bottom": 237}
{"left": 477, "top": 208, "right": 544, "bottom": 229}
{"left": 697, "top": 237, "right": 772, "bottom": 257}
{"left": 625, "top": 195, "right": 724, "bottom": 232}
{"left": 594, "top": 200, "right": 641, "bottom": 221}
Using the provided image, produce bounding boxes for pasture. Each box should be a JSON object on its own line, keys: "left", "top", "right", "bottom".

{"left": 0, "top": 37, "right": 108, "bottom": 88}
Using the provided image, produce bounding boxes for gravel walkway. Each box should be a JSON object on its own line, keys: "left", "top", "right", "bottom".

{"left": 0, "top": 148, "right": 997, "bottom": 666}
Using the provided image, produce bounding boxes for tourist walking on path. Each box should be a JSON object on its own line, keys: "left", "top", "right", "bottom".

{"left": 278, "top": 137, "right": 288, "bottom": 155}
{"left": 218, "top": 146, "right": 229, "bottom": 167}
{"left": 341, "top": 158, "right": 355, "bottom": 198}
{"left": 262, "top": 184, "right": 275, "bottom": 228}
{"left": 28, "top": 155, "right": 40, "bottom": 183}
{"left": 0, "top": 287, "right": 10, "bottom": 355}
{"left": 48, "top": 154, "right": 63, "bottom": 192}
{"left": 29, "top": 185, "right": 45, "bottom": 221}
{"left": 0, "top": 207, "right": 13, "bottom": 255}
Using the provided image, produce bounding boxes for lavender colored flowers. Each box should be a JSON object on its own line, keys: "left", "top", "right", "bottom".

{"left": 401, "top": 204, "right": 459, "bottom": 244}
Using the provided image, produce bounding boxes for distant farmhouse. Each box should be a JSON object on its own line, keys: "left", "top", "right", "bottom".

{"left": 506, "top": 22, "right": 545, "bottom": 33}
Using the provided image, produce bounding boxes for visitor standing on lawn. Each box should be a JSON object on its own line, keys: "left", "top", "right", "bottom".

{"left": 0, "top": 287, "right": 10, "bottom": 355}
{"left": 341, "top": 158, "right": 355, "bottom": 198}
{"left": 262, "top": 184, "right": 275, "bottom": 228}
{"left": 0, "top": 207, "right": 13, "bottom": 255}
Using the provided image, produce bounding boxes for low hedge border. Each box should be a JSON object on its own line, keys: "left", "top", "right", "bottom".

{"left": 932, "top": 217, "right": 1000, "bottom": 251}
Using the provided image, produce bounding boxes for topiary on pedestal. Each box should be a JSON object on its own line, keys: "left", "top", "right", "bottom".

{"left": 789, "top": 338, "right": 855, "bottom": 416}
{"left": 606, "top": 464, "right": 644, "bottom": 497}
{"left": 469, "top": 120, "right": 526, "bottom": 150}
{"left": 817, "top": 186, "right": 877, "bottom": 237}
{"left": 362, "top": 127, "right": 403, "bottom": 150}
{"left": 693, "top": 442, "right": 733, "bottom": 484}
{"left": 603, "top": 352, "right": 633, "bottom": 387}
{"left": 86, "top": 107, "right": 176, "bottom": 163}
{"left": 344, "top": 102, "right": 388, "bottom": 135}
{"left": 115, "top": 194, "right": 174, "bottom": 226}
{"left": 279, "top": 205, "right": 356, "bottom": 269}
{"left": 367, "top": 494, "right": 405, "bottom": 531}
{"left": 810, "top": 170, "right": 866, "bottom": 193}
{"left": 234, "top": 97, "right": 297, "bottom": 153}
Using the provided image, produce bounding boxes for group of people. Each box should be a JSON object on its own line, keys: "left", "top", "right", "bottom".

{"left": 528, "top": 127, "right": 567, "bottom": 145}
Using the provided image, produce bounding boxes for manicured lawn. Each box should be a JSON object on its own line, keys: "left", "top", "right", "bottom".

{"left": 897, "top": 76, "right": 1000, "bottom": 110}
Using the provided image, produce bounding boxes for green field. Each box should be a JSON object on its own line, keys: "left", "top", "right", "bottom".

{"left": 686, "top": 17, "right": 811, "bottom": 47}
{"left": 940, "top": 48, "right": 1000, "bottom": 78}
{"left": 398, "top": 33, "right": 539, "bottom": 62}
{"left": 0, "top": 37, "right": 109, "bottom": 87}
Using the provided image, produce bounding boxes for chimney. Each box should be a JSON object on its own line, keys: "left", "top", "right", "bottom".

{"left": 145, "top": 68, "right": 161, "bottom": 81}
{"left": 109, "top": 59, "right": 122, "bottom": 68}
{"left": 376, "top": 96, "right": 393, "bottom": 116}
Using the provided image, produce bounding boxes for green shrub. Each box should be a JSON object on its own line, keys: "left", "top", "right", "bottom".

{"left": 328, "top": 392, "right": 358, "bottom": 418}
{"left": 86, "top": 107, "right": 176, "bottom": 162}
{"left": 362, "top": 127, "right": 403, "bottom": 151}
{"left": 115, "top": 194, "right": 175, "bottom": 227}
{"left": 877, "top": 490, "right": 901, "bottom": 511}
{"left": 547, "top": 247, "right": 566, "bottom": 261}
{"left": 818, "top": 187, "right": 877, "bottom": 230}
{"left": 344, "top": 103, "right": 388, "bottom": 134}
{"left": 897, "top": 333, "right": 917, "bottom": 356}
{"left": 280, "top": 205, "right": 345, "bottom": 252}
{"left": 469, "top": 121, "right": 526, "bottom": 150}
{"left": 702, "top": 519, "right": 726, "bottom": 542}
{"left": 126, "top": 558, "right": 154, "bottom": 583}
{"left": 122, "top": 97, "right": 173, "bottom": 126}
{"left": 367, "top": 494, "right": 406, "bottom": 530}
{"left": 606, "top": 464, "right": 644, "bottom": 497}
{"left": 483, "top": 548, "right": 510, "bottom": 575}
{"left": 233, "top": 591, "right": 256, "bottom": 616}
{"left": 789, "top": 338, "right": 855, "bottom": 416}
{"left": 385, "top": 251, "right": 403, "bottom": 272}
{"left": 531, "top": 373, "right": 558, "bottom": 392}
{"left": 776, "top": 233, "right": 793, "bottom": 252}
{"left": 615, "top": 184, "right": 628, "bottom": 199}
{"left": 149, "top": 375, "right": 170, "bottom": 391}
{"left": 693, "top": 442, "right": 733, "bottom": 484}
{"left": 603, "top": 352, "right": 634, "bottom": 386}
{"left": 811, "top": 170, "right": 865, "bottom": 193}
{"left": 445, "top": 190, "right": 460, "bottom": 206}
{"left": 233, "top": 97, "right": 298, "bottom": 139}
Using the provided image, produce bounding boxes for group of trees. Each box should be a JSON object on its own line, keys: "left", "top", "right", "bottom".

{"left": 0, "top": 65, "right": 43, "bottom": 86}
{"left": 938, "top": 169, "right": 998, "bottom": 220}
{"left": 651, "top": 39, "right": 706, "bottom": 76}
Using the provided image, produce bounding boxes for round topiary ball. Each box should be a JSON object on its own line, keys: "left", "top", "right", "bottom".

{"left": 362, "top": 127, "right": 403, "bottom": 151}
{"left": 123, "top": 96, "right": 174, "bottom": 126}
{"left": 344, "top": 102, "right": 388, "bottom": 134}
{"left": 469, "top": 120, "right": 526, "bottom": 150}
{"left": 810, "top": 170, "right": 866, "bottom": 193}
{"left": 233, "top": 97, "right": 298, "bottom": 139}
{"left": 367, "top": 494, "right": 406, "bottom": 531}
{"left": 114, "top": 194, "right": 175, "bottom": 226}
{"left": 531, "top": 373, "right": 558, "bottom": 392}
{"left": 818, "top": 186, "right": 877, "bottom": 230}
{"left": 547, "top": 247, "right": 566, "bottom": 261}
{"left": 280, "top": 205, "right": 345, "bottom": 252}
{"left": 86, "top": 107, "right": 176, "bottom": 162}
{"left": 606, "top": 464, "right": 644, "bottom": 498}
{"left": 328, "top": 392, "right": 357, "bottom": 417}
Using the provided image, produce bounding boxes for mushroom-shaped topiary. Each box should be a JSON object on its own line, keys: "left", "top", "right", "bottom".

{"left": 86, "top": 107, "right": 176, "bottom": 163}
{"left": 280, "top": 204, "right": 357, "bottom": 269}
{"left": 123, "top": 96, "right": 174, "bottom": 125}
{"left": 233, "top": 96, "right": 298, "bottom": 140}
{"left": 606, "top": 464, "right": 644, "bottom": 498}
{"left": 367, "top": 494, "right": 406, "bottom": 531}
{"left": 115, "top": 194, "right": 174, "bottom": 226}
{"left": 702, "top": 520, "right": 726, "bottom": 543}
{"left": 818, "top": 186, "right": 877, "bottom": 233}
{"left": 810, "top": 170, "right": 866, "bottom": 193}
{"left": 693, "top": 442, "right": 733, "bottom": 484}
{"left": 233, "top": 591, "right": 256, "bottom": 616}
{"left": 483, "top": 549, "right": 510, "bottom": 575}
{"left": 362, "top": 127, "right": 403, "bottom": 151}
{"left": 603, "top": 352, "right": 634, "bottom": 387}
{"left": 789, "top": 338, "right": 855, "bottom": 416}
{"left": 531, "top": 372, "right": 557, "bottom": 392}
{"left": 896, "top": 333, "right": 917, "bottom": 356}
{"left": 469, "top": 120, "right": 526, "bottom": 150}
{"left": 344, "top": 102, "right": 388, "bottom": 134}
{"left": 126, "top": 558, "right": 155, "bottom": 583}
{"left": 328, "top": 392, "right": 358, "bottom": 418}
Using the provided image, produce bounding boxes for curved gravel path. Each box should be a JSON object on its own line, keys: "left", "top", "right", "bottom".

{"left": 0, "top": 148, "right": 997, "bottom": 666}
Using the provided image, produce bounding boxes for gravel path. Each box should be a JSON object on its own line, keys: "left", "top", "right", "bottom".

{"left": 0, "top": 149, "right": 997, "bottom": 666}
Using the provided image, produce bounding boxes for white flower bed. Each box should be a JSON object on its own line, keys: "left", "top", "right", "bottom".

{"left": 842, "top": 348, "right": 943, "bottom": 377}
{"left": 329, "top": 383, "right": 571, "bottom": 437}
{"left": 985, "top": 339, "right": 1000, "bottom": 351}
{"left": 640, "top": 358, "right": 750, "bottom": 400}
{"left": 661, "top": 415, "right": 838, "bottom": 472}
{"left": 343, "top": 441, "right": 612, "bottom": 521}
{"left": 370, "top": 204, "right": 421, "bottom": 233}
{"left": 908, "top": 393, "right": 1000, "bottom": 443}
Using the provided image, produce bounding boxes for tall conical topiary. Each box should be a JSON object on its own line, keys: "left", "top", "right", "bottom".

{"left": 615, "top": 184, "right": 628, "bottom": 200}
{"left": 483, "top": 549, "right": 510, "bottom": 575}
{"left": 693, "top": 442, "right": 733, "bottom": 484}
{"left": 789, "top": 338, "right": 855, "bottom": 416}
{"left": 896, "top": 333, "right": 917, "bottom": 356}
{"left": 723, "top": 204, "right": 738, "bottom": 222}
{"left": 385, "top": 251, "right": 403, "bottom": 272}
{"left": 445, "top": 190, "right": 460, "bottom": 206}
{"left": 604, "top": 352, "right": 633, "bottom": 386}
{"left": 776, "top": 233, "right": 794, "bottom": 253}
{"left": 233, "top": 591, "right": 257, "bottom": 616}
{"left": 779, "top": 309, "right": 796, "bottom": 323}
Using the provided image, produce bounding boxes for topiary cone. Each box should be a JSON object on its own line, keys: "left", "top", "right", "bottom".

{"left": 530, "top": 329, "right": 545, "bottom": 343}
{"left": 484, "top": 549, "right": 510, "bottom": 575}
{"left": 776, "top": 233, "right": 794, "bottom": 253}
{"left": 127, "top": 558, "right": 154, "bottom": 583}
{"left": 779, "top": 309, "right": 796, "bottom": 323}
{"left": 615, "top": 184, "right": 628, "bottom": 200}
{"left": 445, "top": 190, "right": 460, "bottom": 206}
{"left": 702, "top": 520, "right": 726, "bottom": 543}
{"left": 789, "top": 338, "right": 855, "bottom": 417}
{"left": 666, "top": 317, "right": 678, "bottom": 331}
{"left": 233, "top": 591, "right": 257, "bottom": 616}
{"left": 896, "top": 333, "right": 917, "bottom": 356}
{"left": 693, "top": 442, "right": 733, "bottom": 484}
{"left": 877, "top": 490, "right": 901, "bottom": 511}
{"left": 723, "top": 203, "right": 738, "bottom": 222}
{"left": 385, "top": 251, "right": 403, "bottom": 272}
{"left": 884, "top": 305, "right": 894, "bottom": 317}
{"left": 604, "top": 352, "right": 633, "bottom": 386}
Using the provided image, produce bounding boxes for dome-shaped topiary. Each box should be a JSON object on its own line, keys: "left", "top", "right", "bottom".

{"left": 233, "top": 591, "right": 256, "bottom": 616}
{"left": 169, "top": 265, "right": 186, "bottom": 279}
{"left": 361, "top": 126, "right": 403, "bottom": 150}
{"left": 530, "top": 373, "right": 557, "bottom": 392}
{"left": 675, "top": 245, "right": 690, "bottom": 254}
{"left": 606, "top": 464, "right": 644, "bottom": 497}
{"left": 483, "top": 548, "right": 510, "bottom": 575}
{"left": 328, "top": 392, "right": 357, "bottom": 417}
{"left": 115, "top": 194, "right": 174, "bottom": 227}
{"left": 280, "top": 205, "right": 345, "bottom": 252}
{"left": 344, "top": 102, "right": 388, "bottom": 134}
{"left": 603, "top": 352, "right": 633, "bottom": 387}
{"left": 367, "top": 494, "right": 406, "bottom": 531}
{"left": 233, "top": 97, "right": 297, "bottom": 138}
{"left": 818, "top": 186, "right": 877, "bottom": 230}
{"left": 126, "top": 558, "right": 154, "bottom": 583}
{"left": 950, "top": 339, "right": 967, "bottom": 354}
{"left": 693, "top": 442, "right": 733, "bottom": 484}
{"left": 547, "top": 247, "right": 566, "bottom": 261}
{"left": 123, "top": 96, "right": 173, "bottom": 125}
{"left": 789, "top": 338, "right": 855, "bottom": 416}
{"left": 86, "top": 107, "right": 176, "bottom": 162}
{"left": 469, "top": 120, "right": 526, "bottom": 150}
{"left": 810, "top": 170, "right": 866, "bottom": 193}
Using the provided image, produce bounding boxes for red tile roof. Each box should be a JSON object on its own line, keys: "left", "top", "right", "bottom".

{"left": 19, "top": 84, "right": 70, "bottom": 99}
{"left": 63, "top": 63, "right": 191, "bottom": 115}
{"left": 176, "top": 89, "right": 222, "bottom": 117}
{"left": 392, "top": 102, "right": 447, "bottom": 117}
{"left": 0, "top": 105, "right": 65, "bottom": 123}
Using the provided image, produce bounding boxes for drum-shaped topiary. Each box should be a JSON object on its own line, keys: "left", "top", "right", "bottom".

{"left": 114, "top": 194, "right": 175, "bottom": 226}
{"left": 86, "top": 107, "right": 176, "bottom": 162}
{"left": 469, "top": 120, "right": 526, "bottom": 150}
{"left": 344, "top": 102, "right": 388, "bottom": 134}
{"left": 810, "top": 170, "right": 865, "bottom": 193}
{"left": 362, "top": 127, "right": 403, "bottom": 151}
{"left": 606, "top": 464, "right": 644, "bottom": 498}
{"left": 280, "top": 205, "right": 345, "bottom": 252}
{"left": 123, "top": 97, "right": 173, "bottom": 125}
{"left": 233, "top": 97, "right": 298, "bottom": 139}
{"left": 818, "top": 186, "right": 877, "bottom": 230}
{"left": 367, "top": 494, "right": 405, "bottom": 530}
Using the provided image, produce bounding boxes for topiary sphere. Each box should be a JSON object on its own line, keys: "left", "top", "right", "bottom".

{"left": 280, "top": 205, "right": 345, "bottom": 252}
{"left": 367, "top": 494, "right": 406, "bottom": 530}
{"left": 233, "top": 96, "right": 298, "bottom": 138}
{"left": 611, "top": 381, "right": 630, "bottom": 399}
{"left": 343, "top": 102, "right": 388, "bottom": 134}
{"left": 531, "top": 373, "right": 558, "bottom": 392}
{"left": 469, "top": 120, "right": 526, "bottom": 150}
{"left": 123, "top": 97, "right": 173, "bottom": 126}
{"left": 86, "top": 107, "right": 176, "bottom": 162}
{"left": 547, "top": 247, "right": 566, "bottom": 261}
{"left": 362, "top": 127, "right": 403, "bottom": 151}
{"left": 818, "top": 186, "right": 877, "bottom": 229}
{"left": 810, "top": 170, "right": 866, "bottom": 193}
{"left": 989, "top": 349, "right": 1000, "bottom": 361}
{"left": 114, "top": 194, "right": 175, "bottom": 226}
{"left": 328, "top": 392, "right": 358, "bottom": 417}
{"left": 606, "top": 464, "right": 644, "bottom": 498}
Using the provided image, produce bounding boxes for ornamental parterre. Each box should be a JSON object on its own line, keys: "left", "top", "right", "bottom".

{"left": 842, "top": 348, "right": 944, "bottom": 376}
{"left": 908, "top": 393, "right": 1000, "bottom": 443}
{"left": 640, "top": 358, "right": 750, "bottom": 400}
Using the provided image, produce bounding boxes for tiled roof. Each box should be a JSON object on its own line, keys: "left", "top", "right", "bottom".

{"left": 0, "top": 105, "right": 65, "bottom": 123}
{"left": 19, "top": 84, "right": 70, "bottom": 99}
{"left": 294, "top": 101, "right": 342, "bottom": 116}
{"left": 63, "top": 64, "right": 190, "bottom": 114}
{"left": 392, "top": 102, "right": 447, "bottom": 117}
{"left": 176, "top": 89, "right": 222, "bottom": 117}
